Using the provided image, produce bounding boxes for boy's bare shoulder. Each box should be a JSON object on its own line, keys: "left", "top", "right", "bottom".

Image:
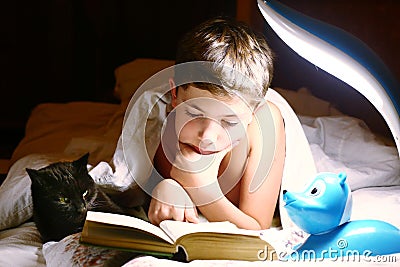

{"left": 254, "top": 100, "right": 283, "bottom": 122}
{"left": 246, "top": 100, "right": 282, "bottom": 144}
{"left": 266, "top": 100, "right": 283, "bottom": 121}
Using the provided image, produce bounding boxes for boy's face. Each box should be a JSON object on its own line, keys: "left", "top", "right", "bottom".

{"left": 171, "top": 85, "right": 253, "bottom": 155}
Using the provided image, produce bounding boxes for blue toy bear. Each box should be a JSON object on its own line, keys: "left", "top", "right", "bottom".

{"left": 283, "top": 172, "right": 400, "bottom": 260}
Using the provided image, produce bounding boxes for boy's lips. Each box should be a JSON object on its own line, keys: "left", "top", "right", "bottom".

{"left": 188, "top": 141, "right": 239, "bottom": 155}
{"left": 181, "top": 142, "right": 217, "bottom": 155}
{"left": 191, "top": 145, "right": 215, "bottom": 155}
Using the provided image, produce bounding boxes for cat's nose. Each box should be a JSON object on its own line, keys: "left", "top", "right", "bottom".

{"left": 78, "top": 204, "right": 86, "bottom": 213}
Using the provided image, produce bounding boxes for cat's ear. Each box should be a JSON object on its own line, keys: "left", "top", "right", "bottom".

{"left": 26, "top": 168, "right": 43, "bottom": 185}
{"left": 73, "top": 153, "right": 90, "bottom": 174}
{"left": 26, "top": 168, "right": 40, "bottom": 178}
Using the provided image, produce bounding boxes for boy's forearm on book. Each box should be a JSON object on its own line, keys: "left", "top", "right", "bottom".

{"left": 182, "top": 183, "right": 264, "bottom": 230}
{"left": 196, "top": 196, "right": 264, "bottom": 230}
{"left": 167, "top": 172, "right": 267, "bottom": 230}
{"left": 170, "top": 169, "right": 217, "bottom": 188}
{"left": 183, "top": 181, "right": 224, "bottom": 206}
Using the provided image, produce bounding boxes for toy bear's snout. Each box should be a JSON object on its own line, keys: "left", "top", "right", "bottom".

{"left": 282, "top": 189, "right": 297, "bottom": 205}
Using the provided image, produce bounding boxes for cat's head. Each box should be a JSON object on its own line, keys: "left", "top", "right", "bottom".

{"left": 26, "top": 153, "right": 98, "bottom": 241}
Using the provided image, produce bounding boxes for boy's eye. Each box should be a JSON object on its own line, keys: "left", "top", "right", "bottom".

{"left": 185, "top": 110, "right": 203, "bottom": 118}
{"left": 222, "top": 120, "right": 239, "bottom": 127}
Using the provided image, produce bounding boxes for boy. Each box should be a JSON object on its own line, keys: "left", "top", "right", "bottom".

{"left": 147, "top": 18, "right": 285, "bottom": 230}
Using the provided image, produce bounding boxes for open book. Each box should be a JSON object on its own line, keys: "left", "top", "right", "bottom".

{"left": 80, "top": 211, "right": 278, "bottom": 261}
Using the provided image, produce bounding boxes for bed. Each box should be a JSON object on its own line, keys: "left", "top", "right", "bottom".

{"left": 0, "top": 57, "right": 399, "bottom": 266}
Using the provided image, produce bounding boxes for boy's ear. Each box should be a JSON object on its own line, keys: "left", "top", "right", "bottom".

{"left": 169, "top": 78, "right": 178, "bottom": 108}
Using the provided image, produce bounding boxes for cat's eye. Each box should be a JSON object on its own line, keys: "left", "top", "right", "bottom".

{"left": 59, "top": 197, "right": 69, "bottom": 204}
{"left": 82, "top": 190, "right": 88, "bottom": 198}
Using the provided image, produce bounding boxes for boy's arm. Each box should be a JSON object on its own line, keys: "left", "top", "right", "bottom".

{"left": 148, "top": 178, "right": 199, "bottom": 225}
{"left": 237, "top": 102, "right": 285, "bottom": 229}
{"left": 148, "top": 143, "right": 200, "bottom": 225}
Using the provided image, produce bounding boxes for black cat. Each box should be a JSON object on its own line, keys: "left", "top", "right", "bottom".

{"left": 26, "top": 153, "right": 124, "bottom": 242}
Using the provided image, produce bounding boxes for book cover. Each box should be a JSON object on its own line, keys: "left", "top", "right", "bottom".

{"left": 80, "top": 211, "right": 279, "bottom": 261}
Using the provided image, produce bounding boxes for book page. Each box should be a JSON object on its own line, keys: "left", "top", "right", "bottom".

{"left": 160, "top": 220, "right": 243, "bottom": 242}
{"left": 86, "top": 211, "right": 174, "bottom": 244}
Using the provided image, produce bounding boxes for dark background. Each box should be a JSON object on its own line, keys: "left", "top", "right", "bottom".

{"left": 0, "top": 0, "right": 236, "bottom": 158}
{"left": 1, "top": 0, "right": 399, "bottom": 159}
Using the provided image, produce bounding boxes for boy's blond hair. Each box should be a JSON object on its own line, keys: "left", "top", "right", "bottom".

{"left": 175, "top": 17, "right": 274, "bottom": 101}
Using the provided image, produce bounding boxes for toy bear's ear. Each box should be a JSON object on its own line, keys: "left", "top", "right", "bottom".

{"left": 338, "top": 172, "right": 347, "bottom": 186}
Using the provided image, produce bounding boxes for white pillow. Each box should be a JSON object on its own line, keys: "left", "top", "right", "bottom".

{"left": 300, "top": 115, "right": 400, "bottom": 190}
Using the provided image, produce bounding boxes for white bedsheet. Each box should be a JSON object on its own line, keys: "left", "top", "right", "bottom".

{"left": 122, "top": 254, "right": 400, "bottom": 267}
{"left": 351, "top": 185, "right": 400, "bottom": 229}
{"left": 0, "top": 222, "right": 46, "bottom": 267}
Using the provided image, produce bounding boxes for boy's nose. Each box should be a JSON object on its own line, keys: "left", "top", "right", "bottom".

{"left": 198, "top": 118, "right": 220, "bottom": 144}
{"left": 199, "top": 138, "right": 216, "bottom": 151}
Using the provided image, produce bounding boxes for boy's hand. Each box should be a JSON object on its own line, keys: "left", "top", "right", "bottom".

{"left": 170, "top": 142, "right": 232, "bottom": 187}
{"left": 148, "top": 179, "right": 199, "bottom": 225}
